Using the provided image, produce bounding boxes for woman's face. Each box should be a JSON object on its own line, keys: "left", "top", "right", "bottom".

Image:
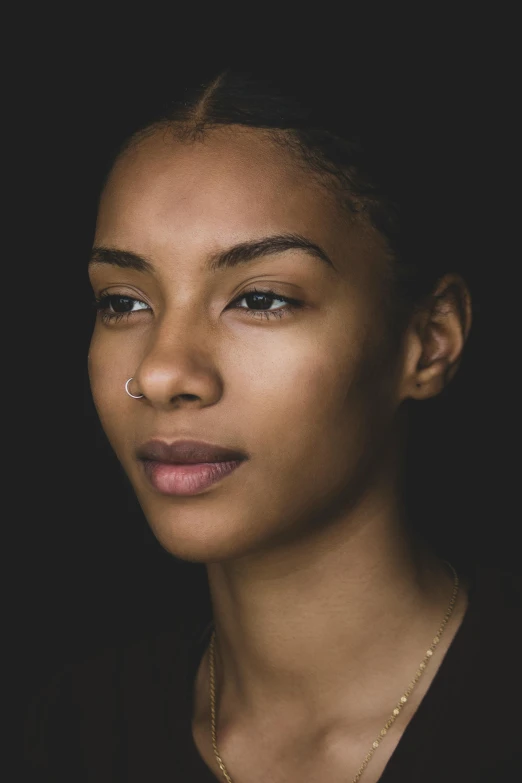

{"left": 88, "top": 126, "right": 408, "bottom": 563}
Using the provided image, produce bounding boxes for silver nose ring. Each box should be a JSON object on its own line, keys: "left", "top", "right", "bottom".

{"left": 125, "top": 378, "right": 144, "bottom": 399}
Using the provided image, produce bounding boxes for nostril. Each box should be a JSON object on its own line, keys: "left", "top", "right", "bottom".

{"left": 170, "top": 393, "right": 201, "bottom": 404}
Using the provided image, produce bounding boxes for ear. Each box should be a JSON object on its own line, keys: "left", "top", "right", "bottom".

{"left": 399, "top": 273, "right": 473, "bottom": 401}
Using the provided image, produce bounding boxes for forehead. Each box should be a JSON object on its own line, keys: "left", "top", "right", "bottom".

{"left": 97, "top": 126, "right": 348, "bottom": 255}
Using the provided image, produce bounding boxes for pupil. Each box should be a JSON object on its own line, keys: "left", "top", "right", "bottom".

{"left": 248, "top": 292, "right": 271, "bottom": 310}
{"left": 112, "top": 296, "right": 133, "bottom": 313}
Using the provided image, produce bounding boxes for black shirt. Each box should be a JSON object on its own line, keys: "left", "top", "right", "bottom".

{"left": 23, "top": 564, "right": 522, "bottom": 781}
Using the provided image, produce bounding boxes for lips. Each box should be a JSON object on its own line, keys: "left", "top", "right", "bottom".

{"left": 136, "top": 439, "right": 248, "bottom": 465}
{"left": 136, "top": 439, "right": 248, "bottom": 495}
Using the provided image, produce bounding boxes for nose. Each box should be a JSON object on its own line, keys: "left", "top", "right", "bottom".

{"left": 132, "top": 317, "right": 223, "bottom": 410}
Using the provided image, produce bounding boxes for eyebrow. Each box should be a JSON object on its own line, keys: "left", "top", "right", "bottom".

{"left": 88, "top": 233, "right": 335, "bottom": 274}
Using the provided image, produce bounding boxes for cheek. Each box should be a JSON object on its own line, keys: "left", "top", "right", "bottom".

{"left": 218, "top": 333, "right": 385, "bottom": 540}
{"left": 87, "top": 328, "right": 139, "bottom": 445}
{"left": 230, "top": 328, "right": 374, "bottom": 472}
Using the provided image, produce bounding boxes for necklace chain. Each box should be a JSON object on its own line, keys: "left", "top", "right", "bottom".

{"left": 208, "top": 561, "right": 460, "bottom": 783}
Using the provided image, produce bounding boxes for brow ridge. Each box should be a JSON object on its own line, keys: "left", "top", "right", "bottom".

{"left": 89, "top": 233, "right": 335, "bottom": 273}
{"left": 208, "top": 233, "right": 335, "bottom": 271}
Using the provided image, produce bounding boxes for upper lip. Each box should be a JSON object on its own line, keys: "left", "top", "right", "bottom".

{"left": 136, "top": 439, "right": 248, "bottom": 464}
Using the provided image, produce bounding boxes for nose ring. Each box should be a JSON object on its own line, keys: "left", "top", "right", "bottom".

{"left": 125, "top": 378, "right": 144, "bottom": 399}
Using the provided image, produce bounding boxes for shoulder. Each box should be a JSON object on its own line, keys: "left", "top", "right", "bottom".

{"left": 23, "top": 617, "right": 206, "bottom": 781}
{"left": 450, "top": 563, "right": 522, "bottom": 772}
{"left": 450, "top": 562, "right": 521, "bottom": 691}
{"left": 465, "top": 562, "right": 521, "bottom": 637}
{"left": 371, "top": 563, "right": 522, "bottom": 781}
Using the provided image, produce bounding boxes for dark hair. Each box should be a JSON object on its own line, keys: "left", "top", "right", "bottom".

{"left": 105, "top": 63, "right": 472, "bottom": 340}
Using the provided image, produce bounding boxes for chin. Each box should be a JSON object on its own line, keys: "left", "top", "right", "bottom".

{"left": 141, "top": 504, "right": 268, "bottom": 565}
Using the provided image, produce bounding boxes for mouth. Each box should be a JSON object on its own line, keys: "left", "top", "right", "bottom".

{"left": 140, "top": 459, "right": 246, "bottom": 496}
{"left": 136, "top": 439, "right": 248, "bottom": 496}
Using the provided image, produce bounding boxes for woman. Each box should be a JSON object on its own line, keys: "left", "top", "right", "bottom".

{"left": 24, "top": 64, "right": 521, "bottom": 781}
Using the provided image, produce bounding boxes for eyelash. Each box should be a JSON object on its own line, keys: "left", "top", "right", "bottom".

{"left": 93, "top": 288, "right": 304, "bottom": 324}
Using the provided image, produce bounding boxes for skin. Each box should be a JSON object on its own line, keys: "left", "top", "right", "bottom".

{"left": 88, "top": 125, "right": 472, "bottom": 782}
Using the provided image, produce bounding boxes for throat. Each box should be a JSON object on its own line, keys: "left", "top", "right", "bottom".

{"left": 190, "top": 576, "right": 469, "bottom": 783}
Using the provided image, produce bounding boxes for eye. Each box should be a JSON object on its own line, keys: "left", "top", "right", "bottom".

{"left": 94, "top": 294, "right": 150, "bottom": 323}
{"left": 93, "top": 288, "right": 304, "bottom": 326}
{"left": 229, "top": 288, "right": 303, "bottom": 321}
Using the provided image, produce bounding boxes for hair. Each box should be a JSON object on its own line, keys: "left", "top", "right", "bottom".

{"left": 103, "top": 62, "right": 472, "bottom": 345}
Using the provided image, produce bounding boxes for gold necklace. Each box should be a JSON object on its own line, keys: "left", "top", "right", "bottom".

{"left": 208, "top": 561, "right": 460, "bottom": 783}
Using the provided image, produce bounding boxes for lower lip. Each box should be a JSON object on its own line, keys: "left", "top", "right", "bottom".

{"left": 141, "top": 459, "right": 245, "bottom": 496}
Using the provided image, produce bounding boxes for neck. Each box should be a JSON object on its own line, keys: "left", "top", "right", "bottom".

{"left": 203, "top": 490, "right": 463, "bottom": 728}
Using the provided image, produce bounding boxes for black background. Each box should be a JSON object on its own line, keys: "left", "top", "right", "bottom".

{"left": 17, "top": 47, "right": 520, "bottom": 717}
